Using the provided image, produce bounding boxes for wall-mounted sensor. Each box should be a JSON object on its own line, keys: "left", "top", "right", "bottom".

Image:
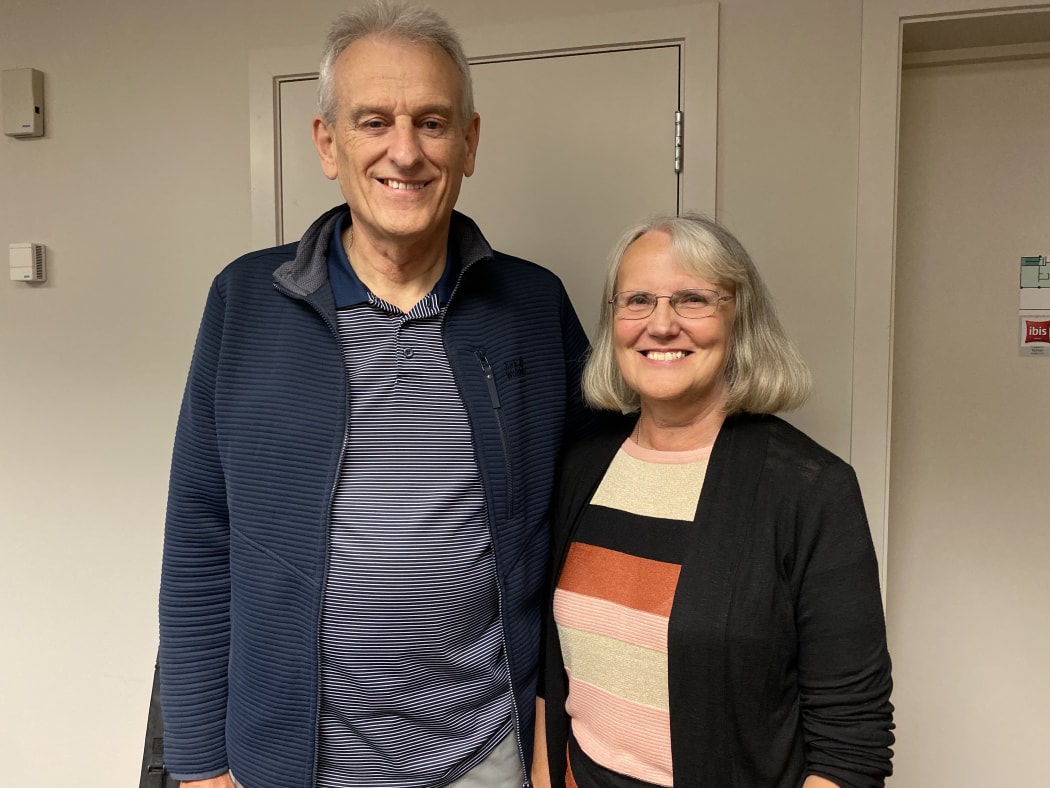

{"left": 2, "top": 68, "right": 45, "bottom": 138}
{"left": 10, "top": 243, "right": 46, "bottom": 282}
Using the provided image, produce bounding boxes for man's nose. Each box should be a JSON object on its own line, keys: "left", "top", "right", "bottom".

{"left": 388, "top": 120, "right": 423, "bottom": 168}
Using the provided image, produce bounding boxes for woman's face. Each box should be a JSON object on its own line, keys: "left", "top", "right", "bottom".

{"left": 612, "top": 231, "right": 735, "bottom": 418}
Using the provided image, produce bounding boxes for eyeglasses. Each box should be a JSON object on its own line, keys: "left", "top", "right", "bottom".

{"left": 609, "top": 288, "right": 734, "bottom": 319}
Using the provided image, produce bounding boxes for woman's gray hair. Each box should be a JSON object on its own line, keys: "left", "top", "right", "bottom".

{"left": 582, "top": 213, "right": 812, "bottom": 415}
{"left": 318, "top": 1, "right": 475, "bottom": 126}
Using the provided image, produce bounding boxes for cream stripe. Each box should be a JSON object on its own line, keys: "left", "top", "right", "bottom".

{"left": 590, "top": 448, "right": 707, "bottom": 521}
{"left": 554, "top": 588, "right": 668, "bottom": 652}
{"left": 558, "top": 624, "right": 669, "bottom": 710}
{"left": 567, "top": 675, "right": 673, "bottom": 786}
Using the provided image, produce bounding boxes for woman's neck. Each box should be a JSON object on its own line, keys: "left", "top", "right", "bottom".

{"left": 633, "top": 402, "right": 727, "bottom": 452}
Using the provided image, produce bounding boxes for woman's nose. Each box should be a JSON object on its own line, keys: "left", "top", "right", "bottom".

{"left": 645, "top": 298, "right": 680, "bottom": 335}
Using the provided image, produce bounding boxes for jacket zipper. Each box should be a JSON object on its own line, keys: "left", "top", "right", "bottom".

{"left": 474, "top": 350, "right": 514, "bottom": 519}
{"left": 275, "top": 281, "right": 350, "bottom": 788}
{"left": 315, "top": 308, "right": 351, "bottom": 788}
{"left": 495, "top": 563, "right": 533, "bottom": 788}
{"left": 473, "top": 349, "right": 531, "bottom": 787}
{"left": 438, "top": 264, "right": 528, "bottom": 785}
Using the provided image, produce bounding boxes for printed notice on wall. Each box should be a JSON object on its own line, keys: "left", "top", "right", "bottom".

{"left": 1019, "top": 255, "right": 1050, "bottom": 357}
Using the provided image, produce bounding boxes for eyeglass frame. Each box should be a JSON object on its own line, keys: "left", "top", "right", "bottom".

{"left": 608, "top": 288, "right": 735, "bottom": 320}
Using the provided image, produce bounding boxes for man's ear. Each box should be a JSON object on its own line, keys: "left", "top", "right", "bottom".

{"left": 463, "top": 113, "right": 481, "bottom": 178}
{"left": 312, "top": 115, "right": 339, "bottom": 181}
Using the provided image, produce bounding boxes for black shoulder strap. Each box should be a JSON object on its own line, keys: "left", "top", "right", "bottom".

{"left": 139, "top": 657, "right": 179, "bottom": 788}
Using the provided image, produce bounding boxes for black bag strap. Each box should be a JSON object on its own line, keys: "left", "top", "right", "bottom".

{"left": 139, "top": 657, "right": 179, "bottom": 788}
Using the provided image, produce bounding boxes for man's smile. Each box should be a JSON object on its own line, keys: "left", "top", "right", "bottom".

{"left": 380, "top": 178, "right": 427, "bottom": 190}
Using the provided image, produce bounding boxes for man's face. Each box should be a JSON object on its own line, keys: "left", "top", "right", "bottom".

{"left": 312, "top": 36, "right": 480, "bottom": 251}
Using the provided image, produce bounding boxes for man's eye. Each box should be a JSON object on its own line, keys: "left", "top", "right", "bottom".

{"left": 421, "top": 120, "right": 443, "bottom": 131}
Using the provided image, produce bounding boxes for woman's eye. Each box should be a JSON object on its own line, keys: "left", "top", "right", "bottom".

{"left": 680, "top": 291, "right": 713, "bottom": 306}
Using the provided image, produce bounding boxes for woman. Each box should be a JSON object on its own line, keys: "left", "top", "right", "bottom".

{"left": 533, "top": 215, "right": 893, "bottom": 788}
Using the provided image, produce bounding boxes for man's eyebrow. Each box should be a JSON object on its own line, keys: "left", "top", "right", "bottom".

{"left": 347, "top": 103, "right": 456, "bottom": 123}
{"left": 347, "top": 106, "right": 387, "bottom": 124}
{"left": 412, "top": 103, "right": 455, "bottom": 118}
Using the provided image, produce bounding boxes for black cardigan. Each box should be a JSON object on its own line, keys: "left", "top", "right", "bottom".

{"left": 543, "top": 413, "right": 894, "bottom": 788}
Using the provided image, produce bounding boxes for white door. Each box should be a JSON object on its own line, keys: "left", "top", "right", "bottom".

{"left": 276, "top": 45, "right": 680, "bottom": 337}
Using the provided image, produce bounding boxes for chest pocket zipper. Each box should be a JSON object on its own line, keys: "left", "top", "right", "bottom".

{"left": 475, "top": 351, "right": 514, "bottom": 519}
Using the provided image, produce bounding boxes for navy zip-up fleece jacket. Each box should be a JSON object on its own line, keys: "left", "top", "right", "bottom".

{"left": 159, "top": 206, "right": 590, "bottom": 787}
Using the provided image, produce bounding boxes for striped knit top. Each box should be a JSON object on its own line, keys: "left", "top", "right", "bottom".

{"left": 553, "top": 437, "right": 712, "bottom": 787}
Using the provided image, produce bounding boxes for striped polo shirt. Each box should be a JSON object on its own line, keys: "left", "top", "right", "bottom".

{"left": 554, "top": 437, "right": 711, "bottom": 787}
{"left": 316, "top": 216, "right": 513, "bottom": 787}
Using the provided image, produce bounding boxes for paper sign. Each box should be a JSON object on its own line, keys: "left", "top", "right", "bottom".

{"left": 1019, "top": 255, "right": 1050, "bottom": 357}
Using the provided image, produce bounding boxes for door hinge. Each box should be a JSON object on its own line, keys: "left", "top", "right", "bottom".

{"left": 674, "top": 110, "right": 684, "bottom": 174}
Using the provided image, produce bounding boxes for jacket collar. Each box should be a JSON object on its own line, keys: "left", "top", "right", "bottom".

{"left": 272, "top": 204, "right": 495, "bottom": 301}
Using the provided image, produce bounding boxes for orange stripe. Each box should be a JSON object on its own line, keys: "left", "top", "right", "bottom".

{"left": 559, "top": 542, "right": 680, "bottom": 617}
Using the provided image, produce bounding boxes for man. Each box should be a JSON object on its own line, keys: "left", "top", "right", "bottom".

{"left": 159, "top": 3, "right": 589, "bottom": 787}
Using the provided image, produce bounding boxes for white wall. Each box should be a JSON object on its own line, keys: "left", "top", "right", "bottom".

{"left": 0, "top": 1, "right": 864, "bottom": 784}
{"left": 889, "top": 56, "right": 1050, "bottom": 786}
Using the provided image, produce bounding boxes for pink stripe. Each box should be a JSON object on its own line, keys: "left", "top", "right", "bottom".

{"left": 566, "top": 673, "right": 673, "bottom": 786}
{"left": 554, "top": 589, "right": 668, "bottom": 652}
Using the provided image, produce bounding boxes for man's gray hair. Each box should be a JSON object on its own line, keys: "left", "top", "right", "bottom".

{"left": 582, "top": 213, "right": 813, "bottom": 416}
{"left": 318, "top": 1, "right": 475, "bottom": 126}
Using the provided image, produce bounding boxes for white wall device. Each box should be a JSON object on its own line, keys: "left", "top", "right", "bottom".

{"left": 2, "top": 68, "right": 45, "bottom": 138}
{"left": 9, "top": 243, "right": 46, "bottom": 282}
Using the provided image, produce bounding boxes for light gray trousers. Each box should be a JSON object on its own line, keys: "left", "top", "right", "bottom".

{"left": 232, "top": 729, "right": 524, "bottom": 788}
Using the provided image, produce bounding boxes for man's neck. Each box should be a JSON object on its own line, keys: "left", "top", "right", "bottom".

{"left": 343, "top": 223, "right": 449, "bottom": 313}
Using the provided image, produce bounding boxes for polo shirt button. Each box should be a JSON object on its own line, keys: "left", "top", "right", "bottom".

{"left": 403, "top": 347, "right": 415, "bottom": 359}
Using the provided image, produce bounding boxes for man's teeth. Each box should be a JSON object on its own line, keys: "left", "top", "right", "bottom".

{"left": 646, "top": 351, "right": 686, "bottom": 361}
{"left": 384, "top": 179, "right": 425, "bottom": 190}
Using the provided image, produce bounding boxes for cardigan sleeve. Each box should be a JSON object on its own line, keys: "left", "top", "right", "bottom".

{"left": 540, "top": 420, "right": 634, "bottom": 788}
{"left": 158, "top": 278, "right": 232, "bottom": 780}
{"left": 793, "top": 460, "right": 895, "bottom": 787}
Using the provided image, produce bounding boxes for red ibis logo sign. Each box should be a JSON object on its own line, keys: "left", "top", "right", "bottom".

{"left": 1024, "top": 319, "right": 1050, "bottom": 344}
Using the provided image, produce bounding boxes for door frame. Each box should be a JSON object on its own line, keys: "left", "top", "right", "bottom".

{"left": 853, "top": 0, "right": 1050, "bottom": 591}
{"left": 247, "top": 3, "right": 719, "bottom": 250}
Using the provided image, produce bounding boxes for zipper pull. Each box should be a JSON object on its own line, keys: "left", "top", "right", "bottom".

{"left": 475, "top": 350, "right": 502, "bottom": 409}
